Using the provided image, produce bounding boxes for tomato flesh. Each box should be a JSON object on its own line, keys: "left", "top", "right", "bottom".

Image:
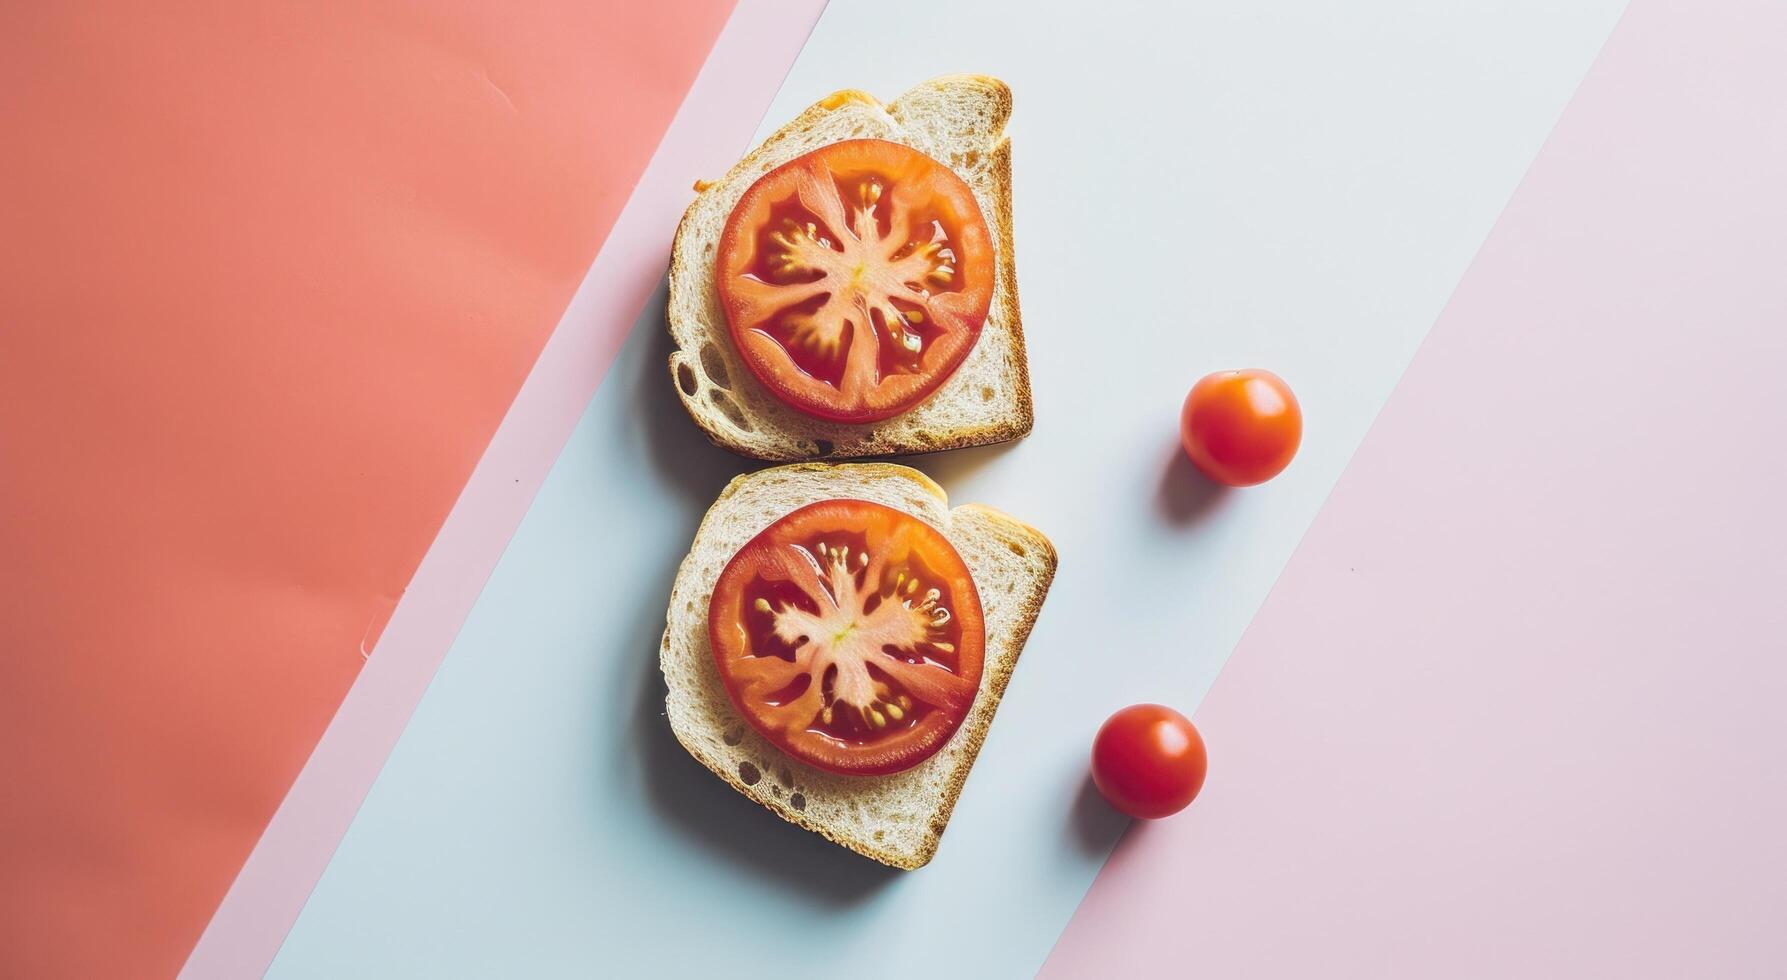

{"left": 708, "top": 500, "right": 985, "bottom": 775}
{"left": 1180, "top": 369, "right": 1303, "bottom": 487}
{"left": 1091, "top": 704, "right": 1208, "bottom": 819}
{"left": 715, "top": 139, "right": 994, "bottom": 423}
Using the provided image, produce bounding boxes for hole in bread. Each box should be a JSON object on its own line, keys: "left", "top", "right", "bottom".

{"left": 722, "top": 727, "right": 744, "bottom": 746}
{"left": 790, "top": 792, "right": 806, "bottom": 811}
{"left": 979, "top": 386, "right": 995, "bottom": 402}
{"left": 738, "top": 761, "right": 761, "bottom": 786}
{"left": 676, "top": 362, "right": 698, "bottom": 396}
{"left": 814, "top": 439, "right": 834, "bottom": 456}
{"left": 1008, "top": 541, "right": 1027, "bottom": 557}
{"left": 698, "top": 342, "right": 731, "bottom": 389}
{"left": 873, "top": 830, "right": 886, "bottom": 841}
{"left": 708, "top": 389, "right": 753, "bottom": 432}
{"left": 776, "top": 766, "right": 793, "bottom": 788}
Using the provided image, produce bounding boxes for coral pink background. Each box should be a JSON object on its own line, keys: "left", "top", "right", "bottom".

{"left": 0, "top": 2, "right": 737, "bottom": 976}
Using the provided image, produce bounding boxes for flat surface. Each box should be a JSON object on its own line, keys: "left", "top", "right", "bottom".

{"left": 266, "top": 1, "right": 1627, "bottom": 976}
{"left": 0, "top": 2, "right": 734, "bottom": 976}
{"left": 1043, "top": 0, "right": 1787, "bottom": 975}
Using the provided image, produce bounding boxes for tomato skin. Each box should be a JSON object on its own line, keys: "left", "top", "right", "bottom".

{"left": 1091, "top": 704, "right": 1207, "bottom": 819}
{"left": 1180, "top": 369, "right": 1302, "bottom": 487}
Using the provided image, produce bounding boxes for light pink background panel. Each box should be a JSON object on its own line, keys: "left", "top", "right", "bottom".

{"left": 1043, "top": 0, "right": 1787, "bottom": 976}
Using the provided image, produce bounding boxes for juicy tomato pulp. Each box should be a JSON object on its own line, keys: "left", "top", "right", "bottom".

{"left": 708, "top": 500, "right": 986, "bottom": 775}
{"left": 714, "top": 139, "right": 994, "bottom": 423}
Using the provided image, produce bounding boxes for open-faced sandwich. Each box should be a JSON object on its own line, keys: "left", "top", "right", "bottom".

{"left": 660, "top": 463, "right": 1055, "bottom": 868}
{"left": 668, "top": 75, "right": 1030, "bottom": 460}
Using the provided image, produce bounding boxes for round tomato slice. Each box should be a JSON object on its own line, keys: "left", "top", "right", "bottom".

{"left": 707, "top": 499, "right": 986, "bottom": 776}
{"left": 714, "top": 139, "right": 995, "bottom": 423}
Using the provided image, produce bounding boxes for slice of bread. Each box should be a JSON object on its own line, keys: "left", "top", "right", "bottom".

{"left": 668, "top": 75, "right": 1032, "bottom": 461}
{"left": 660, "top": 463, "right": 1056, "bottom": 869}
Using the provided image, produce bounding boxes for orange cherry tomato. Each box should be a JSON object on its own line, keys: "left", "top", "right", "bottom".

{"left": 1180, "top": 369, "right": 1302, "bottom": 487}
{"left": 1091, "top": 704, "right": 1207, "bottom": 819}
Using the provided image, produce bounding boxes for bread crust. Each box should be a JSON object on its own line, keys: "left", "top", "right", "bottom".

{"left": 666, "top": 76, "right": 1033, "bottom": 462}
{"left": 660, "top": 463, "right": 1056, "bottom": 868}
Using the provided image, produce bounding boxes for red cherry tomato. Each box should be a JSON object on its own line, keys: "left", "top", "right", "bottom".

{"left": 1180, "top": 369, "right": 1302, "bottom": 487}
{"left": 1091, "top": 704, "right": 1207, "bottom": 819}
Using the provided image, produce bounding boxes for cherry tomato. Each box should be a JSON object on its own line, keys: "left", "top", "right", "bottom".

{"left": 715, "top": 139, "right": 995, "bottom": 423}
{"left": 708, "top": 499, "right": 985, "bottom": 776}
{"left": 1180, "top": 369, "right": 1302, "bottom": 487}
{"left": 1091, "top": 704, "right": 1207, "bottom": 819}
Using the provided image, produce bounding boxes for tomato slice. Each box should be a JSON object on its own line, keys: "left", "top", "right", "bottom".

{"left": 707, "top": 499, "right": 986, "bottom": 775}
{"left": 714, "top": 139, "right": 995, "bottom": 423}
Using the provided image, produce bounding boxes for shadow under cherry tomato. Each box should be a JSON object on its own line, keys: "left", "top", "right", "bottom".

{"left": 1070, "top": 771, "right": 1132, "bottom": 856}
{"left": 1155, "top": 442, "right": 1231, "bottom": 526}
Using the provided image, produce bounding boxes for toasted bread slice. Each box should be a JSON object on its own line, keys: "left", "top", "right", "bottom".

{"left": 667, "top": 75, "right": 1032, "bottom": 461}
{"left": 660, "top": 463, "right": 1056, "bottom": 868}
